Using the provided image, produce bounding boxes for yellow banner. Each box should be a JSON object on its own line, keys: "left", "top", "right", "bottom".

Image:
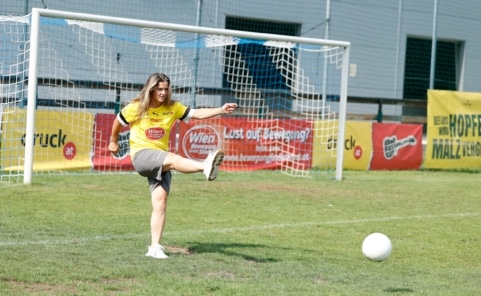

{"left": 312, "top": 120, "right": 372, "bottom": 170}
{"left": 1, "top": 109, "right": 94, "bottom": 171}
{"left": 344, "top": 121, "right": 372, "bottom": 170}
{"left": 424, "top": 90, "right": 481, "bottom": 168}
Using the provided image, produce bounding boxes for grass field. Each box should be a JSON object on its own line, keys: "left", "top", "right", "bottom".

{"left": 1, "top": 170, "right": 480, "bottom": 295}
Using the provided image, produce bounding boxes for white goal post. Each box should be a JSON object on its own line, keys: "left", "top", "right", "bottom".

{"left": 3, "top": 8, "right": 350, "bottom": 184}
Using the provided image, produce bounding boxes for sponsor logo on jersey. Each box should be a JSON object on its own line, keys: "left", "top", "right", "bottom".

{"left": 145, "top": 127, "right": 165, "bottom": 140}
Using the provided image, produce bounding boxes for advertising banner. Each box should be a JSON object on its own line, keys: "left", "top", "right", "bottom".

{"left": 424, "top": 90, "right": 481, "bottom": 169}
{"left": 344, "top": 121, "right": 373, "bottom": 170}
{"left": 312, "top": 120, "right": 373, "bottom": 170}
{"left": 92, "top": 113, "right": 135, "bottom": 171}
{"left": 176, "top": 118, "right": 314, "bottom": 171}
{"left": 1, "top": 109, "right": 93, "bottom": 171}
{"left": 89, "top": 115, "right": 422, "bottom": 172}
{"left": 370, "top": 122, "right": 423, "bottom": 170}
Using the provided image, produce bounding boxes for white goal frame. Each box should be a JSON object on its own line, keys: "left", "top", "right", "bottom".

{"left": 24, "top": 8, "right": 350, "bottom": 184}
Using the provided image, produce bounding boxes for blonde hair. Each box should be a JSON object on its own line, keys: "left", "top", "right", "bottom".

{"left": 131, "top": 73, "right": 174, "bottom": 122}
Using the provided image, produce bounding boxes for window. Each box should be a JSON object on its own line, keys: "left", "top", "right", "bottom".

{"left": 403, "top": 37, "right": 459, "bottom": 100}
{"left": 403, "top": 37, "right": 461, "bottom": 123}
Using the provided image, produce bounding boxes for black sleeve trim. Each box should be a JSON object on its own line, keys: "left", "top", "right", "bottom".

{"left": 180, "top": 107, "right": 191, "bottom": 121}
{"left": 119, "top": 112, "right": 129, "bottom": 125}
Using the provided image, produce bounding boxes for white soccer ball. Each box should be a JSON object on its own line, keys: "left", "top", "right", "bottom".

{"left": 362, "top": 232, "right": 392, "bottom": 262}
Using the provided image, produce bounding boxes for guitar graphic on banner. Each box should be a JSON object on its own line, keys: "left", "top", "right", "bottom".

{"left": 383, "top": 135, "right": 417, "bottom": 160}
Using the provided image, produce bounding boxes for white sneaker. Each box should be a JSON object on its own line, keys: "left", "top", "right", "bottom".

{"left": 203, "top": 149, "right": 224, "bottom": 181}
{"left": 146, "top": 244, "right": 168, "bottom": 259}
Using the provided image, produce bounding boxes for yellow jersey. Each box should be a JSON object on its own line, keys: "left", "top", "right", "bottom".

{"left": 117, "top": 101, "right": 190, "bottom": 158}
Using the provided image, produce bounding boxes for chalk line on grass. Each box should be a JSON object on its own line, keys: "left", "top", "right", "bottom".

{"left": 0, "top": 212, "right": 480, "bottom": 247}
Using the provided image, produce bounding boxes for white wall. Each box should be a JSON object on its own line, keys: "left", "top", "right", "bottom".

{"left": 1, "top": 0, "right": 480, "bottom": 101}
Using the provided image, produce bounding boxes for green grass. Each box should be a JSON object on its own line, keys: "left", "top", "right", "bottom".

{"left": 1, "top": 170, "right": 480, "bottom": 295}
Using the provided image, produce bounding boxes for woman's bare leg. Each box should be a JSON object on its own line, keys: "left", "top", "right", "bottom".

{"left": 162, "top": 152, "right": 203, "bottom": 173}
{"left": 150, "top": 185, "right": 168, "bottom": 246}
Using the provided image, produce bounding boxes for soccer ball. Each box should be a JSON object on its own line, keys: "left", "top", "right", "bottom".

{"left": 362, "top": 232, "right": 392, "bottom": 262}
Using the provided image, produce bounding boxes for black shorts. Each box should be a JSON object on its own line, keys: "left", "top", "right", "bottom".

{"left": 132, "top": 149, "right": 172, "bottom": 193}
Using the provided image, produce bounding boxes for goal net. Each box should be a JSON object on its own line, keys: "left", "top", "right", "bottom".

{"left": 0, "top": 9, "right": 350, "bottom": 183}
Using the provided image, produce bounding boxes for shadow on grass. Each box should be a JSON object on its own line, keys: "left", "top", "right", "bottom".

{"left": 179, "top": 242, "right": 281, "bottom": 263}
{"left": 384, "top": 287, "right": 414, "bottom": 293}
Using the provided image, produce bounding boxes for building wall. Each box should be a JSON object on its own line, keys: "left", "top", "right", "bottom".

{"left": 1, "top": 0, "right": 480, "bottom": 100}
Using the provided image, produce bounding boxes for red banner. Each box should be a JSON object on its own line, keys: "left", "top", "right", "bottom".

{"left": 369, "top": 122, "right": 423, "bottom": 170}
{"left": 92, "top": 114, "right": 135, "bottom": 171}
{"left": 92, "top": 115, "right": 313, "bottom": 172}
{"left": 176, "top": 117, "right": 314, "bottom": 171}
